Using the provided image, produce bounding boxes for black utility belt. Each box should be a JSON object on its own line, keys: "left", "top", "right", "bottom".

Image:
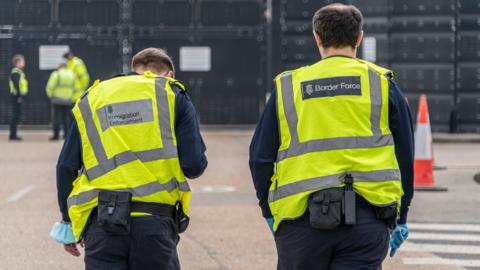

{"left": 96, "top": 190, "right": 190, "bottom": 234}
{"left": 308, "top": 174, "right": 397, "bottom": 230}
{"left": 131, "top": 202, "right": 176, "bottom": 218}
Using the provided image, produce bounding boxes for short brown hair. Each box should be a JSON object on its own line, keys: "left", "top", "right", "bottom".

{"left": 313, "top": 3, "right": 363, "bottom": 48}
{"left": 12, "top": 54, "right": 24, "bottom": 66}
{"left": 131, "top": 48, "right": 175, "bottom": 74}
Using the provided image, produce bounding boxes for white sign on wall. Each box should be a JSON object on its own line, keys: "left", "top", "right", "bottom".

{"left": 39, "top": 45, "right": 70, "bottom": 70}
{"left": 362, "top": 37, "right": 377, "bottom": 62}
{"left": 179, "top": 46, "right": 211, "bottom": 72}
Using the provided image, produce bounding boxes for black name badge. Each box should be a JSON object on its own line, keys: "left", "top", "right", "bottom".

{"left": 301, "top": 76, "right": 362, "bottom": 100}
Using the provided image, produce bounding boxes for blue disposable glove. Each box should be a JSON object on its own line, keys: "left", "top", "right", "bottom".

{"left": 50, "top": 222, "right": 76, "bottom": 244}
{"left": 265, "top": 217, "right": 274, "bottom": 234}
{"left": 389, "top": 223, "right": 409, "bottom": 257}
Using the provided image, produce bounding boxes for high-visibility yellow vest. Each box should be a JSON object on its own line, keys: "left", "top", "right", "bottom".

{"left": 46, "top": 67, "right": 76, "bottom": 105}
{"left": 269, "top": 56, "right": 403, "bottom": 231}
{"left": 9, "top": 67, "right": 29, "bottom": 95}
{"left": 68, "top": 72, "right": 190, "bottom": 241}
{"left": 67, "top": 56, "right": 90, "bottom": 101}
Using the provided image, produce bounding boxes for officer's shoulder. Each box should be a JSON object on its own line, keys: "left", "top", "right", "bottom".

{"left": 274, "top": 66, "right": 307, "bottom": 81}
{"left": 167, "top": 79, "right": 187, "bottom": 94}
{"left": 77, "top": 79, "right": 102, "bottom": 101}
{"left": 103, "top": 73, "right": 142, "bottom": 84}
{"left": 360, "top": 60, "right": 394, "bottom": 80}
{"left": 109, "top": 73, "right": 127, "bottom": 79}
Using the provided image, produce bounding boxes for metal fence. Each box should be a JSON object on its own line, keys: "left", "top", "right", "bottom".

{"left": 0, "top": 0, "right": 267, "bottom": 125}
{"left": 0, "top": 0, "right": 479, "bottom": 131}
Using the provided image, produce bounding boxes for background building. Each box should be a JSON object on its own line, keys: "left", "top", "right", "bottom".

{"left": 0, "top": 0, "right": 479, "bottom": 132}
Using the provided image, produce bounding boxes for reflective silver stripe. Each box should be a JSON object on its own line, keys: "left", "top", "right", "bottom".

{"left": 368, "top": 67, "right": 382, "bottom": 136}
{"left": 78, "top": 96, "right": 109, "bottom": 165}
{"left": 268, "top": 169, "right": 400, "bottom": 203}
{"left": 79, "top": 77, "right": 178, "bottom": 181}
{"left": 277, "top": 68, "right": 390, "bottom": 162}
{"left": 67, "top": 178, "right": 191, "bottom": 208}
{"left": 97, "top": 99, "right": 154, "bottom": 131}
{"left": 277, "top": 135, "right": 394, "bottom": 161}
{"left": 280, "top": 73, "right": 299, "bottom": 144}
{"left": 51, "top": 97, "right": 73, "bottom": 106}
{"left": 155, "top": 78, "right": 177, "bottom": 156}
{"left": 84, "top": 148, "right": 178, "bottom": 180}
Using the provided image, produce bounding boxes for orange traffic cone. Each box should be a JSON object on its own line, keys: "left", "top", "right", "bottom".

{"left": 414, "top": 95, "right": 447, "bottom": 191}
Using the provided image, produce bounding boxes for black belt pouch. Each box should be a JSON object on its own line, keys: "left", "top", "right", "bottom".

{"left": 308, "top": 188, "right": 344, "bottom": 230}
{"left": 175, "top": 202, "right": 190, "bottom": 233}
{"left": 97, "top": 190, "right": 132, "bottom": 234}
{"left": 375, "top": 203, "right": 398, "bottom": 229}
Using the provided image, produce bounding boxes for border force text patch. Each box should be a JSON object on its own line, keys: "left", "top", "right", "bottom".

{"left": 301, "top": 76, "right": 362, "bottom": 100}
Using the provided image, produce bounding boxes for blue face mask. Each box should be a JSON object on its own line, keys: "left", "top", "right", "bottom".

{"left": 50, "top": 222, "right": 76, "bottom": 244}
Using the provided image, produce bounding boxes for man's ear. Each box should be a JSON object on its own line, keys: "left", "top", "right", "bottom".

{"left": 355, "top": 30, "right": 364, "bottom": 48}
{"left": 313, "top": 31, "right": 322, "bottom": 48}
{"left": 166, "top": 70, "right": 175, "bottom": 78}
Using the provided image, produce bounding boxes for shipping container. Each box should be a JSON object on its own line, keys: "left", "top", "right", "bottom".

{"left": 391, "top": 33, "right": 454, "bottom": 62}
{"left": 392, "top": 0, "right": 454, "bottom": 15}
{"left": 0, "top": 0, "right": 479, "bottom": 130}
{"left": 392, "top": 63, "right": 455, "bottom": 93}
{"left": 457, "top": 62, "right": 480, "bottom": 92}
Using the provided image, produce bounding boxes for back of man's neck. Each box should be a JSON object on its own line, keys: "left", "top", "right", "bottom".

{"left": 320, "top": 47, "right": 357, "bottom": 59}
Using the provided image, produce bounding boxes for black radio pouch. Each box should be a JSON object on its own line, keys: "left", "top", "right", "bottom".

{"left": 308, "top": 188, "right": 344, "bottom": 230}
{"left": 97, "top": 190, "right": 132, "bottom": 234}
{"left": 375, "top": 203, "right": 398, "bottom": 230}
{"left": 175, "top": 202, "right": 190, "bottom": 233}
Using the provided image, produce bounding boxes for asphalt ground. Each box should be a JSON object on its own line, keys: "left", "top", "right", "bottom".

{"left": 0, "top": 129, "right": 478, "bottom": 270}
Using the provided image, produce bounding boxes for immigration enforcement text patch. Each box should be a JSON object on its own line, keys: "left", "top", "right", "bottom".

{"left": 301, "top": 76, "right": 362, "bottom": 100}
{"left": 97, "top": 99, "right": 154, "bottom": 131}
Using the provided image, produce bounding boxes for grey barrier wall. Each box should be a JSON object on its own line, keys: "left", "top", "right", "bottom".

{"left": 272, "top": 0, "right": 479, "bottom": 132}
{"left": 0, "top": 0, "right": 267, "bottom": 125}
{"left": 0, "top": 0, "right": 479, "bottom": 131}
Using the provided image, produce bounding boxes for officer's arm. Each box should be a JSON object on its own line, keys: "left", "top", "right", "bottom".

{"left": 175, "top": 90, "right": 208, "bottom": 179}
{"left": 56, "top": 120, "right": 83, "bottom": 222}
{"left": 10, "top": 72, "right": 21, "bottom": 97}
{"left": 46, "top": 72, "right": 57, "bottom": 98}
{"left": 388, "top": 79, "right": 415, "bottom": 224}
{"left": 249, "top": 90, "right": 280, "bottom": 218}
{"left": 77, "top": 63, "right": 90, "bottom": 87}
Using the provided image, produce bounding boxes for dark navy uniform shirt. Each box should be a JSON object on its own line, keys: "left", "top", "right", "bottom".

{"left": 249, "top": 78, "right": 414, "bottom": 224}
{"left": 56, "top": 75, "right": 208, "bottom": 221}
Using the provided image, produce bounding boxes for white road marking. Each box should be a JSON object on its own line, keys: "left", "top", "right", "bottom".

{"left": 403, "top": 257, "right": 480, "bottom": 268}
{"left": 6, "top": 185, "right": 35, "bottom": 202}
{"left": 410, "top": 232, "right": 480, "bottom": 242}
{"left": 200, "top": 185, "right": 236, "bottom": 193}
{"left": 409, "top": 223, "right": 480, "bottom": 233}
{"left": 402, "top": 242, "right": 480, "bottom": 254}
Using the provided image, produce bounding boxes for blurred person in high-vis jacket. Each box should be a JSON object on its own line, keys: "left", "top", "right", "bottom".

{"left": 45, "top": 63, "right": 77, "bottom": 141}
{"left": 8, "top": 54, "right": 28, "bottom": 141}
{"left": 63, "top": 51, "right": 90, "bottom": 102}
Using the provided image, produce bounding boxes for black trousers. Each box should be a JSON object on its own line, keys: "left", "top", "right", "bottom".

{"left": 84, "top": 215, "right": 180, "bottom": 270}
{"left": 275, "top": 206, "right": 389, "bottom": 270}
{"left": 9, "top": 96, "right": 22, "bottom": 138}
{"left": 51, "top": 104, "right": 72, "bottom": 139}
